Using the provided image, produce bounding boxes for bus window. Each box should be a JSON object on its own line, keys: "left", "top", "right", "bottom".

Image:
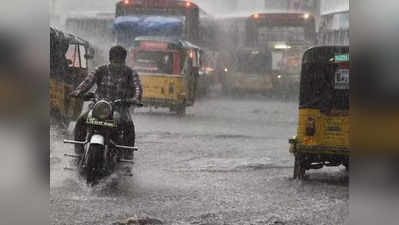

{"left": 258, "top": 26, "right": 306, "bottom": 43}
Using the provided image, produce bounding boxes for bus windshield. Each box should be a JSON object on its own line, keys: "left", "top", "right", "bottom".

{"left": 235, "top": 51, "right": 272, "bottom": 74}
{"left": 257, "top": 26, "right": 306, "bottom": 43}
{"left": 246, "top": 14, "right": 316, "bottom": 46}
{"left": 113, "top": 15, "right": 185, "bottom": 46}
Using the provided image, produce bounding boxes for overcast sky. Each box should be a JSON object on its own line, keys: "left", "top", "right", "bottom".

{"left": 52, "top": 0, "right": 349, "bottom": 18}
{"left": 52, "top": 0, "right": 267, "bottom": 16}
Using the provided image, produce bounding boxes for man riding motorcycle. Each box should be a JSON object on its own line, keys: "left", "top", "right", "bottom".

{"left": 70, "top": 46, "right": 143, "bottom": 160}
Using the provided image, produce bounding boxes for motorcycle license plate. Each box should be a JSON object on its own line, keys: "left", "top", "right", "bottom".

{"left": 86, "top": 118, "right": 116, "bottom": 127}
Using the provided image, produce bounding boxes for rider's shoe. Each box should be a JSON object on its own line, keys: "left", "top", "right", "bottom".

{"left": 122, "top": 166, "right": 133, "bottom": 176}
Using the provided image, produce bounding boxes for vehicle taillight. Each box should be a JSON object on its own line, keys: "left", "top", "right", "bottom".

{"left": 306, "top": 117, "right": 315, "bottom": 136}
{"left": 253, "top": 13, "right": 260, "bottom": 19}
{"left": 124, "top": 0, "right": 130, "bottom": 5}
{"left": 185, "top": 1, "right": 192, "bottom": 7}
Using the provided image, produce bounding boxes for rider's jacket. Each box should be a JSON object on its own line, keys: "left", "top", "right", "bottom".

{"left": 75, "top": 63, "right": 142, "bottom": 102}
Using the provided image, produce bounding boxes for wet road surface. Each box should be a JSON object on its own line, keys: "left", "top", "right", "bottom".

{"left": 50, "top": 97, "right": 348, "bottom": 225}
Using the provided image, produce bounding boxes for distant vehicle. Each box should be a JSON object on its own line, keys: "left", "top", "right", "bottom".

{"left": 289, "top": 46, "right": 350, "bottom": 179}
{"left": 114, "top": 0, "right": 218, "bottom": 98}
{"left": 318, "top": 10, "right": 349, "bottom": 45}
{"left": 130, "top": 36, "right": 202, "bottom": 115}
{"left": 50, "top": 27, "right": 94, "bottom": 125}
{"left": 220, "top": 47, "right": 273, "bottom": 95}
{"left": 217, "top": 12, "right": 316, "bottom": 96}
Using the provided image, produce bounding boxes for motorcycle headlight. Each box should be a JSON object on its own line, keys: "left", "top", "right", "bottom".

{"left": 92, "top": 100, "right": 112, "bottom": 120}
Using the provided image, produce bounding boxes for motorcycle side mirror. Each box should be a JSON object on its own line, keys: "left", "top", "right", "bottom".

{"left": 83, "top": 92, "right": 95, "bottom": 101}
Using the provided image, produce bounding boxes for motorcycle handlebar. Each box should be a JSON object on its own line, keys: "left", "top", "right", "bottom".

{"left": 80, "top": 93, "right": 143, "bottom": 107}
{"left": 113, "top": 99, "right": 143, "bottom": 107}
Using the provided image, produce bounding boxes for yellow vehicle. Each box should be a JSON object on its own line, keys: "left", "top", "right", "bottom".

{"left": 220, "top": 47, "right": 273, "bottom": 95}
{"left": 130, "top": 36, "right": 202, "bottom": 115}
{"left": 289, "top": 46, "right": 350, "bottom": 179}
{"left": 50, "top": 27, "right": 94, "bottom": 125}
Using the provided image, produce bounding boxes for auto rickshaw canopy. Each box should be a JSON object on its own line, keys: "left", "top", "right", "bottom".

{"left": 50, "top": 27, "right": 94, "bottom": 77}
{"left": 299, "top": 45, "right": 349, "bottom": 113}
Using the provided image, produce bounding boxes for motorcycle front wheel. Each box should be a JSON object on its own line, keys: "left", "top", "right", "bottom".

{"left": 84, "top": 144, "right": 105, "bottom": 185}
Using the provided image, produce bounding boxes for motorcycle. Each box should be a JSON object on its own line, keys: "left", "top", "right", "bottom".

{"left": 64, "top": 92, "right": 142, "bottom": 185}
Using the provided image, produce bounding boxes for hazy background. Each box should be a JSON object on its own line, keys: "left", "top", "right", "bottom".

{"left": 50, "top": 0, "right": 349, "bottom": 26}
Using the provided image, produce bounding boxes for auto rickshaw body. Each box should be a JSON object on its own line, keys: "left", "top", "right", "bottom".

{"left": 130, "top": 36, "right": 201, "bottom": 115}
{"left": 289, "top": 46, "right": 350, "bottom": 179}
{"left": 50, "top": 27, "right": 94, "bottom": 124}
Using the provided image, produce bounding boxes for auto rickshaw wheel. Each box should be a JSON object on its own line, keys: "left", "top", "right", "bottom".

{"left": 293, "top": 153, "right": 306, "bottom": 180}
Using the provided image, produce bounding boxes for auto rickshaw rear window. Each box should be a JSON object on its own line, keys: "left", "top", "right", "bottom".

{"left": 133, "top": 51, "right": 174, "bottom": 74}
{"left": 299, "top": 46, "right": 350, "bottom": 112}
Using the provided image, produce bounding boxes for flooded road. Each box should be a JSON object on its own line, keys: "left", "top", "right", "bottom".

{"left": 50, "top": 97, "right": 348, "bottom": 225}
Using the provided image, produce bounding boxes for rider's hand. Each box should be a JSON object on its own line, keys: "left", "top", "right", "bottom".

{"left": 69, "top": 90, "right": 80, "bottom": 98}
{"left": 113, "top": 99, "right": 124, "bottom": 104}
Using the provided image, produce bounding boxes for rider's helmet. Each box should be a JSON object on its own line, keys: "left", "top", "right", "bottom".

{"left": 109, "top": 45, "right": 127, "bottom": 64}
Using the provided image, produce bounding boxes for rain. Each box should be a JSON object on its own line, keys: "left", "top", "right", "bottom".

{"left": 50, "top": 0, "right": 350, "bottom": 224}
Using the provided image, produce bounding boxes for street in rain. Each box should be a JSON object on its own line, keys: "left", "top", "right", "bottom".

{"left": 50, "top": 0, "right": 350, "bottom": 224}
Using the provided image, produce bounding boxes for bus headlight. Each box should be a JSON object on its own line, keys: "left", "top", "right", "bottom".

{"left": 274, "top": 44, "right": 291, "bottom": 49}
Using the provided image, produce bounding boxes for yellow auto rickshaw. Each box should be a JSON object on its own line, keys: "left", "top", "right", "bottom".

{"left": 130, "top": 36, "right": 202, "bottom": 115}
{"left": 289, "top": 46, "right": 350, "bottom": 179}
{"left": 50, "top": 27, "right": 94, "bottom": 125}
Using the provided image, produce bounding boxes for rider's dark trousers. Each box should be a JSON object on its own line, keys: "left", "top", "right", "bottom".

{"left": 74, "top": 111, "right": 135, "bottom": 160}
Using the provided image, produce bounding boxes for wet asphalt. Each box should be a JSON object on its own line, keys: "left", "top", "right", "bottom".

{"left": 50, "top": 96, "right": 348, "bottom": 225}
